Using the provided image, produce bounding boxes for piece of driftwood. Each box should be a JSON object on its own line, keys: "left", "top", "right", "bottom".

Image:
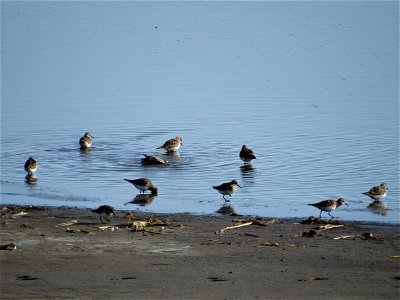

{"left": 333, "top": 235, "right": 356, "bottom": 240}
{"left": 314, "top": 224, "right": 345, "bottom": 231}
{"left": 130, "top": 221, "right": 149, "bottom": 231}
{"left": 216, "top": 218, "right": 281, "bottom": 235}
{"left": 233, "top": 219, "right": 281, "bottom": 226}
{"left": 11, "top": 211, "right": 29, "bottom": 218}
{"left": 300, "top": 216, "right": 344, "bottom": 225}
{"left": 216, "top": 221, "right": 253, "bottom": 235}
{"left": 57, "top": 220, "right": 78, "bottom": 227}
{"left": 301, "top": 224, "right": 345, "bottom": 238}
{"left": 98, "top": 225, "right": 119, "bottom": 231}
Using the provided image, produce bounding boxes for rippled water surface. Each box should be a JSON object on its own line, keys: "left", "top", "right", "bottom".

{"left": 1, "top": 1, "right": 399, "bottom": 223}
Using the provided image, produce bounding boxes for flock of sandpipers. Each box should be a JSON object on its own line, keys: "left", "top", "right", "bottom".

{"left": 23, "top": 132, "right": 389, "bottom": 223}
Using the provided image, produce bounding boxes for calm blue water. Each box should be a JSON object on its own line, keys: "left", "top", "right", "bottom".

{"left": 1, "top": 1, "right": 399, "bottom": 223}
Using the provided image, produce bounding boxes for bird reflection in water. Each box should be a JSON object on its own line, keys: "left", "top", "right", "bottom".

{"left": 165, "top": 151, "right": 181, "bottom": 158}
{"left": 25, "top": 173, "right": 38, "bottom": 185}
{"left": 240, "top": 164, "right": 256, "bottom": 173}
{"left": 125, "top": 194, "right": 156, "bottom": 207}
{"left": 240, "top": 164, "right": 256, "bottom": 182}
{"left": 217, "top": 203, "right": 238, "bottom": 216}
{"left": 367, "top": 200, "right": 388, "bottom": 216}
{"left": 79, "top": 147, "right": 92, "bottom": 156}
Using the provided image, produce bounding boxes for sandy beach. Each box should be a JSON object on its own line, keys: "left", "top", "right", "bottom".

{"left": 0, "top": 204, "right": 399, "bottom": 299}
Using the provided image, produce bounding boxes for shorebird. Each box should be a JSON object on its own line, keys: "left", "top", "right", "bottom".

{"left": 91, "top": 205, "right": 116, "bottom": 224}
{"left": 79, "top": 132, "right": 93, "bottom": 149}
{"left": 141, "top": 154, "right": 168, "bottom": 165}
{"left": 239, "top": 145, "right": 256, "bottom": 163}
{"left": 24, "top": 157, "right": 38, "bottom": 174}
{"left": 363, "top": 183, "right": 388, "bottom": 201}
{"left": 212, "top": 180, "right": 241, "bottom": 202}
{"left": 157, "top": 136, "right": 182, "bottom": 152}
{"left": 308, "top": 198, "right": 348, "bottom": 219}
{"left": 124, "top": 178, "right": 158, "bottom": 195}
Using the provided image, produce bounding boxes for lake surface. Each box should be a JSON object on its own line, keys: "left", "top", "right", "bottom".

{"left": 1, "top": 1, "right": 399, "bottom": 223}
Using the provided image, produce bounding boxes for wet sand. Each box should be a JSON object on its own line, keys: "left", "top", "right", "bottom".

{"left": 1, "top": 205, "right": 399, "bottom": 299}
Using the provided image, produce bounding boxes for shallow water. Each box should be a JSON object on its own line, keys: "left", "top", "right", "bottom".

{"left": 1, "top": 1, "right": 399, "bottom": 223}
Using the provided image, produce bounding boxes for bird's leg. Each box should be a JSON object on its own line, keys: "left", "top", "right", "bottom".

{"left": 105, "top": 217, "right": 110, "bottom": 223}
{"left": 329, "top": 212, "right": 335, "bottom": 219}
{"left": 319, "top": 210, "right": 322, "bottom": 219}
{"left": 100, "top": 216, "right": 105, "bottom": 224}
{"left": 223, "top": 195, "right": 227, "bottom": 201}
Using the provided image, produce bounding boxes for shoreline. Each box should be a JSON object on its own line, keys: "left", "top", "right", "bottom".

{"left": 1, "top": 204, "right": 399, "bottom": 299}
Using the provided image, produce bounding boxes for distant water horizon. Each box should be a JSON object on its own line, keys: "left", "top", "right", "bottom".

{"left": 1, "top": 1, "right": 399, "bottom": 223}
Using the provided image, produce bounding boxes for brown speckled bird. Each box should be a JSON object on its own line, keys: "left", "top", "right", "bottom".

{"left": 308, "top": 198, "right": 348, "bottom": 219}
{"left": 124, "top": 178, "right": 158, "bottom": 195}
{"left": 363, "top": 183, "right": 388, "bottom": 202}
{"left": 157, "top": 136, "right": 182, "bottom": 152}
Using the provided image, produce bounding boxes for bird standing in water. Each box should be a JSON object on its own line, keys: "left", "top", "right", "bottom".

{"left": 79, "top": 132, "right": 93, "bottom": 150}
{"left": 212, "top": 180, "right": 241, "bottom": 202}
{"left": 24, "top": 157, "right": 38, "bottom": 174}
{"left": 157, "top": 136, "right": 182, "bottom": 152}
{"left": 239, "top": 145, "right": 256, "bottom": 163}
{"left": 362, "top": 183, "right": 388, "bottom": 202}
{"left": 124, "top": 178, "right": 158, "bottom": 195}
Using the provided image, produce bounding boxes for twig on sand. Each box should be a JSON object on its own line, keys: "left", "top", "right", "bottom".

{"left": 216, "top": 221, "right": 253, "bottom": 235}
{"left": 57, "top": 220, "right": 78, "bottom": 227}
{"left": 216, "top": 219, "right": 280, "bottom": 235}
{"left": 301, "top": 224, "right": 345, "bottom": 238}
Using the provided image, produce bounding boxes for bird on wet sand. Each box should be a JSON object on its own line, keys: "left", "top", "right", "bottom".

{"left": 24, "top": 157, "right": 38, "bottom": 174}
{"left": 79, "top": 132, "right": 93, "bottom": 149}
{"left": 157, "top": 136, "right": 182, "bottom": 152}
{"left": 363, "top": 183, "right": 388, "bottom": 202}
{"left": 239, "top": 145, "right": 256, "bottom": 163}
{"left": 308, "top": 198, "right": 348, "bottom": 219}
{"left": 124, "top": 178, "right": 158, "bottom": 195}
{"left": 91, "top": 205, "right": 116, "bottom": 224}
{"left": 212, "top": 180, "right": 241, "bottom": 202}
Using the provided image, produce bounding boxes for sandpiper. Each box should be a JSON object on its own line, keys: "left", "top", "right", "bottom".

{"left": 91, "top": 205, "right": 116, "bottom": 224}
{"left": 124, "top": 178, "right": 158, "bottom": 195}
{"left": 308, "top": 198, "right": 348, "bottom": 219}
{"left": 24, "top": 157, "right": 38, "bottom": 174}
{"left": 141, "top": 154, "right": 168, "bottom": 165}
{"left": 239, "top": 145, "right": 256, "bottom": 163}
{"left": 363, "top": 183, "right": 388, "bottom": 201}
{"left": 157, "top": 136, "right": 182, "bottom": 152}
{"left": 79, "top": 132, "right": 93, "bottom": 149}
{"left": 212, "top": 180, "right": 241, "bottom": 202}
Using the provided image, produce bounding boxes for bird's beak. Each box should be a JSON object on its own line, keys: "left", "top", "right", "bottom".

{"left": 345, "top": 203, "right": 349, "bottom": 206}
{"left": 238, "top": 184, "right": 242, "bottom": 188}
